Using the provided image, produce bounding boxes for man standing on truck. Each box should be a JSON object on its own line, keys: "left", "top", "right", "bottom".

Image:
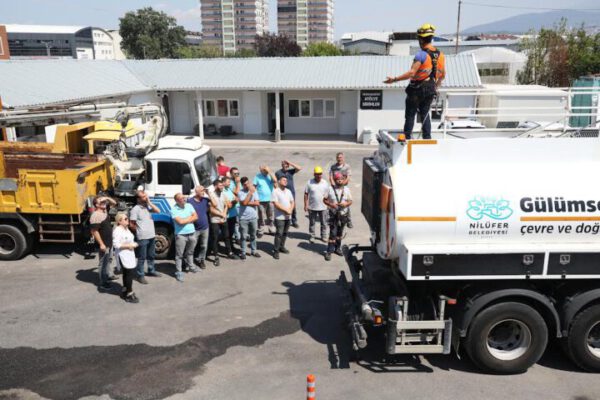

{"left": 329, "top": 153, "right": 353, "bottom": 228}
{"left": 171, "top": 193, "right": 198, "bottom": 282}
{"left": 129, "top": 190, "right": 161, "bottom": 284}
{"left": 90, "top": 195, "right": 118, "bottom": 290}
{"left": 384, "top": 23, "right": 445, "bottom": 140}
{"left": 324, "top": 172, "right": 353, "bottom": 261}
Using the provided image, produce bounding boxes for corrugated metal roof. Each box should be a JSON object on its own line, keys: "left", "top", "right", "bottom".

{"left": 0, "top": 60, "right": 148, "bottom": 108}
{"left": 123, "top": 55, "right": 480, "bottom": 91}
{"left": 0, "top": 55, "right": 481, "bottom": 108}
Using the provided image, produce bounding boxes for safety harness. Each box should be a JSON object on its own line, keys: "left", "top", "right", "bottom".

{"left": 424, "top": 48, "right": 441, "bottom": 83}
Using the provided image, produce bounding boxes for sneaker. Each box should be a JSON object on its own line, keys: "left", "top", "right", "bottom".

{"left": 137, "top": 276, "right": 149, "bottom": 285}
{"left": 347, "top": 221, "right": 354, "bottom": 229}
{"left": 251, "top": 252, "right": 261, "bottom": 258}
{"left": 273, "top": 251, "right": 280, "bottom": 260}
{"left": 279, "top": 247, "right": 290, "bottom": 254}
{"left": 228, "top": 253, "right": 240, "bottom": 260}
{"left": 214, "top": 257, "right": 220, "bottom": 267}
{"left": 325, "top": 252, "right": 332, "bottom": 261}
{"left": 240, "top": 254, "right": 247, "bottom": 260}
{"left": 147, "top": 271, "right": 162, "bottom": 277}
{"left": 99, "top": 282, "right": 112, "bottom": 291}
{"left": 199, "top": 260, "right": 207, "bottom": 270}
{"left": 175, "top": 273, "right": 184, "bottom": 282}
{"left": 309, "top": 236, "right": 315, "bottom": 244}
{"left": 125, "top": 293, "right": 139, "bottom": 303}
{"left": 189, "top": 267, "right": 199, "bottom": 273}
{"left": 335, "top": 248, "right": 343, "bottom": 256}
{"left": 292, "top": 222, "right": 300, "bottom": 228}
{"left": 108, "top": 275, "right": 119, "bottom": 281}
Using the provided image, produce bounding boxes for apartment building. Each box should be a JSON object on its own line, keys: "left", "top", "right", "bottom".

{"left": 278, "top": 0, "right": 334, "bottom": 49}
{"left": 200, "top": 0, "right": 269, "bottom": 53}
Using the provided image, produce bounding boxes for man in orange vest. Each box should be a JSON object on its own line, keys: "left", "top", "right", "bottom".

{"left": 384, "top": 23, "right": 446, "bottom": 139}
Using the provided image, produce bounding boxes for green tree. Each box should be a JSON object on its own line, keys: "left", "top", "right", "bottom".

{"left": 302, "top": 42, "right": 344, "bottom": 57}
{"left": 567, "top": 27, "right": 600, "bottom": 80}
{"left": 254, "top": 33, "right": 301, "bottom": 57}
{"left": 178, "top": 45, "right": 223, "bottom": 59}
{"left": 119, "top": 7, "right": 186, "bottom": 59}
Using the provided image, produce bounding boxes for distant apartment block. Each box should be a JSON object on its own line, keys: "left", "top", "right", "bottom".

{"left": 200, "top": 0, "right": 269, "bottom": 53}
{"left": 4, "top": 24, "right": 120, "bottom": 60}
{"left": 278, "top": 0, "right": 334, "bottom": 49}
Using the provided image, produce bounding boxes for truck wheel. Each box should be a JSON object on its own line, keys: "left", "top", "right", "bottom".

{"left": 0, "top": 224, "right": 28, "bottom": 261}
{"left": 465, "top": 302, "right": 548, "bottom": 374}
{"left": 154, "top": 225, "right": 173, "bottom": 260}
{"left": 565, "top": 304, "right": 600, "bottom": 372}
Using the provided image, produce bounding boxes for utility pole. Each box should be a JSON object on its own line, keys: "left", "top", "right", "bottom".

{"left": 455, "top": 0, "right": 462, "bottom": 55}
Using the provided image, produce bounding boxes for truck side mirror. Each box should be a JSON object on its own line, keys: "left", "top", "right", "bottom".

{"left": 182, "top": 173, "right": 193, "bottom": 195}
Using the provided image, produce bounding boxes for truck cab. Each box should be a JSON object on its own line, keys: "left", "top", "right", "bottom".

{"left": 141, "top": 135, "right": 217, "bottom": 258}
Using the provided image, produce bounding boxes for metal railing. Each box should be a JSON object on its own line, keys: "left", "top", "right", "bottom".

{"left": 435, "top": 86, "right": 600, "bottom": 139}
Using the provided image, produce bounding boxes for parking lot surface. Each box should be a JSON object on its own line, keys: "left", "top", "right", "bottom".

{"left": 1, "top": 143, "right": 600, "bottom": 400}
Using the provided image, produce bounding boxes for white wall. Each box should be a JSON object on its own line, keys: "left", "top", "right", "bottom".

{"left": 283, "top": 90, "right": 340, "bottom": 134}
{"left": 357, "top": 89, "right": 405, "bottom": 141}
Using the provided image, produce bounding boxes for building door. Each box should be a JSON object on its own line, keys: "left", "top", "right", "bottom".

{"left": 339, "top": 91, "right": 358, "bottom": 135}
{"left": 243, "top": 91, "right": 262, "bottom": 134}
{"left": 170, "top": 92, "right": 193, "bottom": 134}
{"left": 267, "top": 93, "right": 285, "bottom": 134}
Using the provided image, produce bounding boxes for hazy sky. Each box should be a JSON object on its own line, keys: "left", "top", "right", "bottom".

{"left": 0, "top": 0, "right": 597, "bottom": 37}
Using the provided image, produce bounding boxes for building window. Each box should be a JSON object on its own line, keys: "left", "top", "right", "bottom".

{"left": 205, "top": 100, "right": 216, "bottom": 116}
{"left": 289, "top": 99, "right": 336, "bottom": 118}
{"left": 204, "top": 99, "right": 240, "bottom": 118}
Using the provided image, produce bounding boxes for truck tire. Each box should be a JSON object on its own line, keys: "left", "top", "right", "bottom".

{"left": 0, "top": 224, "right": 28, "bottom": 261}
{"left": 154, "top": 225, "right": 173, "bottom": 260}
{"left": 565, "top": 304, "right": 600, "bottom": 372}
{"left": 465, "top": 302, "right": 548, "bottom": 374}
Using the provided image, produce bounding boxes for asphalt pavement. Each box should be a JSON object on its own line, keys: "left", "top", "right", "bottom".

{"left": 0, "top": 142, "right": 599, "bottom": 400}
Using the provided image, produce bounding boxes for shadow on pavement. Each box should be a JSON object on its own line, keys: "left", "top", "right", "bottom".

{"left": 276, "top": 280, "right": 352, "bottom": 369}
{"left": 75, "top": 268, "right": 123, "bottom": 297}
{"left": 30, "top": 242, "right": 95, "bottom": 260}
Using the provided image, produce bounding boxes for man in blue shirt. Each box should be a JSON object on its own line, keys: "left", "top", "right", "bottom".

{"left": 171, "top": 193, "right": 198, "bottom": 282}
{"left": 223, "top": 175, "right": 239, "bottom": 255}
{"left": 253, "top": 165, "right": 278, "bottom": 237}
{"left": 188, "top": 185, "right": 210, "bottom": 270}
{"left": 276, "top": 160, "right": 302, "bottom": 228}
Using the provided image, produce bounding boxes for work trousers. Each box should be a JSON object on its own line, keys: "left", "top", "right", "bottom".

{"left": 97, "top": 247, "right": 113, "bottom": 286}
{"left": 122, "top": 267, "right": 134, "bottom": 295}
{"left": 274, "top": 219, "right": 291, "bottom": 253}
{"left": 308, "top": 210, "right": 328, "bottom": 239}
{"left": 227, "top": 216, "right": 237, "bottom": 247}
{"left": 404, "top": 88, "right": 435, "bottom": 139}
{"left": 175, "top": 232, "right": 197, "bottom": 273}
{"left": 239, "top": 218, "right": 258, "bottom": 254}
{"left": 193, "top": 228, "right": 209, "bottom": 262}
{"left": 135, "top": 238, "right": 156, "bottom": 278}
{"left": 327, "top": 213, "right": 347, "bottom": 253}
{"left": 210, "top": 222, "right": 233, "bottom": 257}
{"left": 258, "top": 201, "right": 274, "bottom": 233}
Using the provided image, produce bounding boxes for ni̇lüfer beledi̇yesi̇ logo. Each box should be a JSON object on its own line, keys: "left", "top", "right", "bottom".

{"left": 466, "top": 197, "right": 513, "bottom": 221}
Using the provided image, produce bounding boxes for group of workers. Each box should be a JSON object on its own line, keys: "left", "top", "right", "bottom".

{"left": 89, "top": 153, "right": 353, "bottom": 303}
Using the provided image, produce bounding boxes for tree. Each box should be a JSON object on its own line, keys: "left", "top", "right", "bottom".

{"left": 178, "top": 45, "right": 223, "bottom": 59}
{"left": 517, "top": 19, "right": 600, "bottom": 86}
{"left": 119, "top": 7, "right": 186, "bottom": 59}
{"left": 254, "top": 33, "right": 301, "bottom": 57}
{"left": 302, "top": 42, "right": 344, "bottom": 57}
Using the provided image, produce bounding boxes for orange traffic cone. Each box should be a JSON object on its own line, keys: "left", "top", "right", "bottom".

{"left": 307, "top": 374, "right": 316, "bottom": 400}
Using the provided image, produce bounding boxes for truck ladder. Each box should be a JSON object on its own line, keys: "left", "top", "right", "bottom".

{"left": 38, "top": 214, "right": 80, "bottom": 243}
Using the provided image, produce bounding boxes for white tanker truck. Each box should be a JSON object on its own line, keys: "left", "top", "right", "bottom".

{"left": 342, "top": 131, "right": 600, "bottom": 373}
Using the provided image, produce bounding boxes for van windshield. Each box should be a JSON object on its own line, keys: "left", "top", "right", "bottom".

{"left": 194, "top": 152, "right": 217, "bottom": 186}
